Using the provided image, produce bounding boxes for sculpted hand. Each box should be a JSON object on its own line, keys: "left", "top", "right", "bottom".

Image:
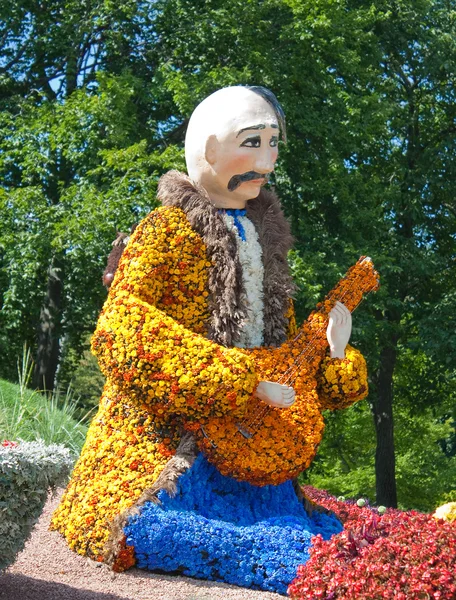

{"left": 255, "top": 380, "right": 295, "bottom": 408}
{"left": 326, "top": 301, "right": 352, "bottom": 359}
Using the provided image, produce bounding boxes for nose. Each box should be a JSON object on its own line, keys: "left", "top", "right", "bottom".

{"left": 254, "top": 148, "right": 277, "bottom": 174}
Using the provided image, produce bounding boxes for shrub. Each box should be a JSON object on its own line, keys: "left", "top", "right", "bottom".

{"left": 0, "top": 440, "right": 74, "bottom": 570}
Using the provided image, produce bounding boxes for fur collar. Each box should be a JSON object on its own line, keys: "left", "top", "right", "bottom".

{"left": 157, "top": 170, "right": 295, "bottom": 347}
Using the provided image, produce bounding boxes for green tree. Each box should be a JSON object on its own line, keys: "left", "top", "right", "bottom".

{"left": 277, "top": 0, "right": 456, "bottom": 506}
{"left": 0, "top": 1, "right": 178, "bottom": 387}
{"left": 304, "top": 353, "right": 455, "bottom": 511}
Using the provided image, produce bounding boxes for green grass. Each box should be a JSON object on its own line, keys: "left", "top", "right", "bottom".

{"left": 0, "top": 349, "right": 91, "bottom": 454}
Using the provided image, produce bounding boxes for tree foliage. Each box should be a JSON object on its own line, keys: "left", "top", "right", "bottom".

{"left": 0, "top": 0, "right": 454, "bottom": 506}
{"left": 303, "top": 384, "right": 455, "bottom": 511}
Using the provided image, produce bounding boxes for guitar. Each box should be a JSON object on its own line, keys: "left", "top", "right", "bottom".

{"left": 194, "top": 257, "right": 380, "bottom": 486}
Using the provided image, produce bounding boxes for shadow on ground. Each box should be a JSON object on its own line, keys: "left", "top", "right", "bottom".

{"left": 0, "top": 573, "right": 131, "bottom": 600}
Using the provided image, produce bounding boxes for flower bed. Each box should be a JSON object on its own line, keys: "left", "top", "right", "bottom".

{"left": 0, "top": 440, "right": 74, "bottom": 570}
{"left": 288, "top": 486, "right": 456, "bottom": 600}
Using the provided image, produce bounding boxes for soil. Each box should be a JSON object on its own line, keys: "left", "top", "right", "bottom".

{"left": 1, "top": 490, "right": 284, "bottom": 600}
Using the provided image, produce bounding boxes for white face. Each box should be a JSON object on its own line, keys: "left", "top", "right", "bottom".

{"left": 185, "top": 89, "right": 280, "bottom": 209}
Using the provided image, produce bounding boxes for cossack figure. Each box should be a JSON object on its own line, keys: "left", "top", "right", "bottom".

{"left": 51, "top": 86, "right": 371, "bottom": 594}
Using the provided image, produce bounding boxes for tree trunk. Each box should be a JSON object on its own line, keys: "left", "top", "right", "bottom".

{"left": 371, "top": 337, "right": 398, "bottom": 507}
{"left": 33, "top": 260, "right": 64, "bottom": 391}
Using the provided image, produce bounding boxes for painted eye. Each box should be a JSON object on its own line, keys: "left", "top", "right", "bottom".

{"left": 240, "top": 135, "right": 261, "bottom": 148}
{"left": 270, "top": 136, "right": 278, "bottom": 147}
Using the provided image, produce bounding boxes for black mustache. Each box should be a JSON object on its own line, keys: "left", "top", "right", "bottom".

{"left": 227, "top": 171, "right": 269, "bottom": 192}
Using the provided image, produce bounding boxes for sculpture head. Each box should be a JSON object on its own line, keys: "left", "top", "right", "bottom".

{"left": 185, "top": 86, "right": 286, "bottom": 209}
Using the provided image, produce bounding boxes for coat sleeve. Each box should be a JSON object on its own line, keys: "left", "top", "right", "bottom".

{"left": 285, "top": 299, "right": 368, "bottom": 410}
{"left": 316, "top": 345, "right": 368, "bottom": 410}
{"left": 91, "top": 207, "right": 258, "bottom": 422}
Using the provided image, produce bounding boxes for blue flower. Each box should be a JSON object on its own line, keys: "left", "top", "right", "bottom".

{"left": 124, "top": 454, "right": 342, "bottom": 594}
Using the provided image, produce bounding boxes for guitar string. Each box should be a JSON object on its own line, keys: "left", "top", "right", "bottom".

{"left": 237, "top": 342, "right": 349, "bottom": 432}
{"left": 236, "top": 286, "right": 355, "bottom": 431}
{"left": 276, "top": 287, "right": 355, "bottom": 384}
{"left": 277, "top": 284, "right": 376, "bottom": 386}
{"left": 270, "top": 272, "right": 376, "bottom": 384}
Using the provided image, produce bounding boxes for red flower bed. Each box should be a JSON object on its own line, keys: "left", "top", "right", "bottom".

{"left": 303, "top": 485, "right": 385, "bottom": 526}
{"left": 288, "top": 486, "right": 456, "bottom": 600}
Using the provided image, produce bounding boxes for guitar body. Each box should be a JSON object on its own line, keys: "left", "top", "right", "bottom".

{"left": 196, "top": 374, "right": 325, "bottom": 486}
{"left": 194, "top": 257, "right": 380, "bottom": 487}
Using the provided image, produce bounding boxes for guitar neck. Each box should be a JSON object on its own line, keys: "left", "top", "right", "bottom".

{"left": 301, "top": 256, "right": 380, "bottom": 339}
{"left": 271, "top": 257, "right": 380, "bottom": 382}
{"left": 241, "top": 257, "right": 379, "bottom": 384}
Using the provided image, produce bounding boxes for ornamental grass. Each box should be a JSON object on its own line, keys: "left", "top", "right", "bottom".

{"left": 0, "top": 347, "right": 89, "bottom": 454}
{"left": 288, "top": 486, "right": 456, "bottom": 600}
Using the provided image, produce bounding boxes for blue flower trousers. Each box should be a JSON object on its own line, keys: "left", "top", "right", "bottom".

{"left": 125, "top": 454, "right": 342, "bottom": 594}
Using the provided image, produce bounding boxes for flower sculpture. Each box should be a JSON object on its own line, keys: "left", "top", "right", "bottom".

{"left": 51, "top": 86, "right": 372, "bottom": 593}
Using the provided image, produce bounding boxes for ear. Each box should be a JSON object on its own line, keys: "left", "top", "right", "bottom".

{"left": 205, "top": 134, "right": 218, "bottom": 165}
